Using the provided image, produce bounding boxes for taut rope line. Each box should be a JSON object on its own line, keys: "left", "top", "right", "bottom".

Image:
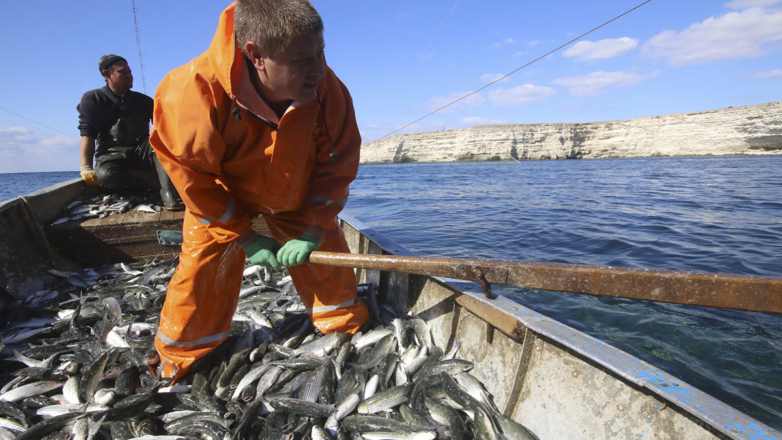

{"left": 375, "top": 0, "right": 653, "bottom": 142}
{"left": 131, "top": 0, "right": 148, "bottom": 95}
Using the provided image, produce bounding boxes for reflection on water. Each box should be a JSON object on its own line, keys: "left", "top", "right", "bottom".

{"left": 0, "top": 171, "right": 79, "bottom": 203}
{"left": 346, "top": 156, "right": 782, "bottom": 430}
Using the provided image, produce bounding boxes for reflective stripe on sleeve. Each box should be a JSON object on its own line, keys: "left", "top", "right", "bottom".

{"left": 219, "top": 198, "right": 235, "bottom": 223}
{"left": 309, "top": 195, "right": 346, "bottom": 207}
{"left": 306, "top": 298, "right": 356, "bottom": 314}
{"left": 156, "top": 330, "right": 229, "bottom": 348}
{"left": 196, "top": 198, "right": 235, "bottom": 226}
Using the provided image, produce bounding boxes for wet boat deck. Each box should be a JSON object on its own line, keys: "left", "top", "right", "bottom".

{"left": 45, "top": 209, "right": 187, "bottom": 267}
{"left": 46, "top": 209, "right": 272, "bottom": 267}
{"left": 78, "top": 209, "right": 186, "bottom": 226}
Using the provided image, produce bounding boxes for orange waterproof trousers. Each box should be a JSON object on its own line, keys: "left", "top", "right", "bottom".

{"left": 155, "top": 211, "right": 369, "bottom": 381}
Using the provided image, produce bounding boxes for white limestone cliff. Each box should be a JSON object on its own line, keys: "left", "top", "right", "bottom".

{"left": 359, "top": 101, "right": 782, "bottom": 163}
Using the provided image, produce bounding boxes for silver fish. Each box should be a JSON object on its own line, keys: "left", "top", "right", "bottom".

{"left": 357, "top": 384, "right": 412, "bottom": 414}
{"left": 0, "top": 381, "right": 62, "bottom": 402}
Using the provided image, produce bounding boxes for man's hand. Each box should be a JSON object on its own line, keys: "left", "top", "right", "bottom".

{"left": 277, "top": 233, "right": 321, "bottom": 267}
{"left": 241, "top": 234, "right": 282, "bottom": 269}
{"left": 80, "top": 165, "right": 99, "bottom": 186}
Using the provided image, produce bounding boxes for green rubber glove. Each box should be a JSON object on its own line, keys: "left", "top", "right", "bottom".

{"left": 241, "top": 234, "right": 282, "bottom": 269}
{"left": 277, "top": 233, "right": 321, "bottom": 267}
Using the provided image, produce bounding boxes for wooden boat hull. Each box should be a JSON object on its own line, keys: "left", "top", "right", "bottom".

{"left": 0, "top": 179, "right": 779, "bottom": 440}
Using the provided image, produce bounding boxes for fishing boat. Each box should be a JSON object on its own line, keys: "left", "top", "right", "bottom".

{"left": 1, "top": 177, "right": 780, "bottom": 440}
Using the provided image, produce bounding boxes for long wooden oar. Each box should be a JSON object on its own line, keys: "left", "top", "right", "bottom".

{"left": 308, "top": 252, "right": 782, "bottom": 315}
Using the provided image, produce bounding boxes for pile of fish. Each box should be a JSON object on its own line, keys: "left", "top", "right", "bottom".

{"left": 0, "top": 257, "right": 539, "bottom": 439}
{"left": 51, "top": 194, "right": 163, "bottom": 225}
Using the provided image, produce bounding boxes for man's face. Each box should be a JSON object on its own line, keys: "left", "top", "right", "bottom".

{"left": 104, "top": 60, "right": 133, "bottom": 92}
{"left": 256, "top": 32, "right": 325, "bottom": 105}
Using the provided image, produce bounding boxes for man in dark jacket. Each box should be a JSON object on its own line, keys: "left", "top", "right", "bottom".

{"left": 77, "top": 54, "right": 181, "bottom": 209}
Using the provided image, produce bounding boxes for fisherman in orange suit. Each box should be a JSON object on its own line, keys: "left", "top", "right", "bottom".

{"left": 150, "top": 0, "right": 369, "bottom": 381}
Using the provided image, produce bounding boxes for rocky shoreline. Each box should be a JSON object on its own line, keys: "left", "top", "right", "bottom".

{"left": 359, "top": 101, "right": 782, "bottom": 163}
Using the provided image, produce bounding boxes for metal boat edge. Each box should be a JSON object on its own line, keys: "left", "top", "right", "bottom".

{"left": 338, "top": 212, "right": 780, "bottom": 440}
{"left": 0, "top": 179, "right": 778, "bottom": 439}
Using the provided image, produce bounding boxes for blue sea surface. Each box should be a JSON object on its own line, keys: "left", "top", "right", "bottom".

{"left": 0, "top": 171, "right": 79, "bottom": 204}
{"left": 1, "top": 156, "right": 780, "bottom": 430}
{"left": 343, "top": 156, "right": 782, "bottom": 431}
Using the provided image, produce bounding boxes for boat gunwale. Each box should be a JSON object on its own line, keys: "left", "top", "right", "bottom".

{"left": 3, "top": 180, "right": 778, "bottom": 439}
{"left": 339, "top": 211, "right": 780, "bottom": 440}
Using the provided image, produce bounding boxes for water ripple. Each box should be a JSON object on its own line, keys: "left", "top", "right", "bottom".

{"left": 346, "top": 156, "right": 782, "bottom": 430}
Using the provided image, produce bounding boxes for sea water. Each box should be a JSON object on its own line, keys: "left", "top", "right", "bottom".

{"left": 344, "top": 156, "right": 782, "bottom": 430}
{"left": 2, "top": 155, "right": 781, "bottom": 429}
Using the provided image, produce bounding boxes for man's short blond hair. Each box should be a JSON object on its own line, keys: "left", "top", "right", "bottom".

{"left": 235, "top": 0, "right": 323, "bottom": 59}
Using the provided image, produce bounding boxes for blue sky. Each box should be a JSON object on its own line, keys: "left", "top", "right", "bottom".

{"left": 0, "top": 0, "right": 780, "bottom": 172}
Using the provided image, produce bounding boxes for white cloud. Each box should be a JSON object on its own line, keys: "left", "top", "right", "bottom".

{"left": 488, "top": 84, "right": 556, "bottom": 107}
{"left": 757, "top": 69, "right": 782, "bottom": 77}
{"left": 725, "top": 0, "right": 782, "bottom": 9}
{"left": 480, "top": 73, "right": 510, "bottom": 83}
{"left": 491, "top": 38, "right": 519, "bottom": 48}
{"left": 423, "top": 91, "right": 485, "bottom": 113}
{"left": 642, "top": 8, "right": 782, "bottom": 66}
{"left": 363, "top": 118, "right": 464, "bottom": 139}
{"left": 0, "top": 125, "right": 79, "bottom": 172}
{"left": 461, "top": 117, "right": 508, "bottom": 125}
{"left": 358, "top": 122, "right": 395, "bottom": 142}
{"left": 553, "top": 71, "right": 660, "bottom": 96}
{"left": 564, "top": 37, "right": 639, "bottom": 61}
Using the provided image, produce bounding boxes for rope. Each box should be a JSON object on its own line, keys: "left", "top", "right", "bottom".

{"left": 0, "top": 106, "right": 78, "bottom": 139}
{"left": 375, "top": 0, "right": 653, "bottom": 142}
{"left": 131, "top": 0, "right": 148, "bottom": 95}
{"left": 422, "top": 0, "right": 461, "bottom": 56}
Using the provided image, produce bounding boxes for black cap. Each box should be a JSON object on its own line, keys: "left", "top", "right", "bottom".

{"left": 98, "top": 54, "right": 126, "bottom": 73}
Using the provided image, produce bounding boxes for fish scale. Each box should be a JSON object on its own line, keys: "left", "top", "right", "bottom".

{"left": 358, "top": 384, "right": 412, "bottom": 414}
{"left": 0, "top": 256, "right": 537, "bottom": 440}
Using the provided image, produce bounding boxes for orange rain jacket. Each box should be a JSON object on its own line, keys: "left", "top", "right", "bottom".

{"left": 150, "top": 3, "right": 360, "bottom": 244}
{"left": 150, "top": 3, "right": 368, "bottom": 379}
